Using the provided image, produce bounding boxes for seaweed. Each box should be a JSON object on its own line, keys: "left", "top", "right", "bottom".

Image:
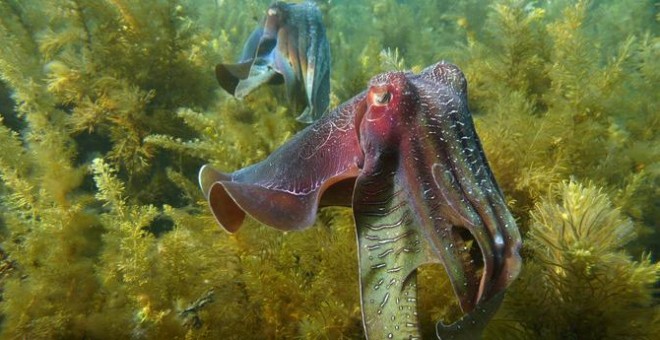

{"left": 0, "top": 0, "right": 657, "bottom": 338}
{"left": 486, "top": 181, "right": 659, "bottom": 339}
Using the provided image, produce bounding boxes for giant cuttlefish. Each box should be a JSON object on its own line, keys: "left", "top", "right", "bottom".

{"left": 200, "top": 62, "right": 522, "bottom": 339}
{"left": 216, "top": 1, "right": 330, "bottom": 123}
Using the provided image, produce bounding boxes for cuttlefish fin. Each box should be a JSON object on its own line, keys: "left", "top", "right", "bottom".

{"left": 216, "top": 38, "right": 281, "bottom": 99}
{"left": 215, "top": 61, "right": 254, "bottom": 96}
{"left": 214, "top": 23, "right": 269, "bottom": 97}
{"left": 199, "top": 165, "right": 319, "bottom": 233}
{"left": 234, "top": 63, "right": 279, "bottom": 99}
{"left": 198, "top": 94, "right": 366, "bottom": 233}
{"left": 199, "top": 165, "right": 245, "bottom": 232}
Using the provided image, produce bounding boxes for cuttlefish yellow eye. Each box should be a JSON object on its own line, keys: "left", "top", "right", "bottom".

{"left": 370, "top": 89, "right": 391, "bottom": 106}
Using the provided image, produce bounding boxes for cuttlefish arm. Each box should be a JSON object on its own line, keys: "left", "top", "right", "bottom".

{"left": 436, "top": 291, "right": 505, "bottom": 340}
{"left": 200, "top": 62, "right": 522, "bottom": 338}
{"left": 354, "top": 177, "right": 506, "bottom": 339}
{"left": 353, "top": 164, "right": 437, "bottom": 339}
{"left": 215, "top": 1, "right": 331, "bottom": 123}
{"left": 353, "top": 63, "right": 521, "bottom": 338}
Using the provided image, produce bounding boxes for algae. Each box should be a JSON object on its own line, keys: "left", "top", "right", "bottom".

{"left": 0, "top": 0, "right": 657, "bottom": 338}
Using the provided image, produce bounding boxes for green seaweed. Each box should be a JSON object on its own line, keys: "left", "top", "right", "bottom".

{"left": 0, "top": 0, "right": 657, "bottom": 338}
{"left": 485, "top": 181, "right": 659, "bottom": 339}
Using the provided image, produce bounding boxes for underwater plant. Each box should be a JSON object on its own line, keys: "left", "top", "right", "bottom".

{"left": 486, "top": 181, "right": 659, "bottom": 339}
{"left": 0, "top": 0, "right": 657, "bottom": 338}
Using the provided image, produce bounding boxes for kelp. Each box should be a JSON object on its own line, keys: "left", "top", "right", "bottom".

{"left": 0, "top": 0, "right": 658, "bottom": 338}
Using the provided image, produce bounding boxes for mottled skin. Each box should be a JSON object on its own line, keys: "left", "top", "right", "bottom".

{"left": 200, "top": 62, "right": 522, "bottom": 339}
{"left": 215, "top": 1, "right": 330, "bottom": 123}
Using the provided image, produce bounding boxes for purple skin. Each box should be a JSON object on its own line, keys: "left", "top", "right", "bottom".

{"left": 200, "top": 62, "right": 522, "bottom": 339}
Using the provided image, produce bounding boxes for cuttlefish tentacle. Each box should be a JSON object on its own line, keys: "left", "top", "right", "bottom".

{"left": 417, "top": 64, "right": 521, "bottom": 303}
{"left": 353, "top": 150, "right": 438, "bottom": 339}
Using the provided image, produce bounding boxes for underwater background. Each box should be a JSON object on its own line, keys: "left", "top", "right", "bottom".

{"left": 0, "top": 0, "right": 657, "bottom": 338}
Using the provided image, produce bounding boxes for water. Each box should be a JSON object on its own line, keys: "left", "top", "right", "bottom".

{"left": 0, "top": 0, "right": 657, "bottom": 338}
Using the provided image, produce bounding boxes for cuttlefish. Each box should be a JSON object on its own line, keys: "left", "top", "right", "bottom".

{"left": 200, "top": 61, "right": 522, "bottom": 339}
{"left": 216, "top": 1, "right": 330, "bottom": 123}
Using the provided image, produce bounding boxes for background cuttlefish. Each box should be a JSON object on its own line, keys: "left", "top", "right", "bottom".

{"left": 200, "top": 61, "right": 522, "bottom": 339}
{"left": 215, "top": 1, "right": 330, "bottom": 123}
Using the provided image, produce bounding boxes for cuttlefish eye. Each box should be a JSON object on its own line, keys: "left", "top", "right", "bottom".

{"left": 268, "top": 8, "right": 277, "bottom": 16}
{"left": 370, "top": 89, "right": 392, "bottom": 106}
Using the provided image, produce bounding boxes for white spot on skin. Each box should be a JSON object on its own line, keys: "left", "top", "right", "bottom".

{"left": 494, "top": 234, "right": 504, "bottom": 248}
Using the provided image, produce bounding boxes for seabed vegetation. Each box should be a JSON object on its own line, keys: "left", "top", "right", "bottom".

{"left": 0, "top": 0, "right": 657, "bottom": 338}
